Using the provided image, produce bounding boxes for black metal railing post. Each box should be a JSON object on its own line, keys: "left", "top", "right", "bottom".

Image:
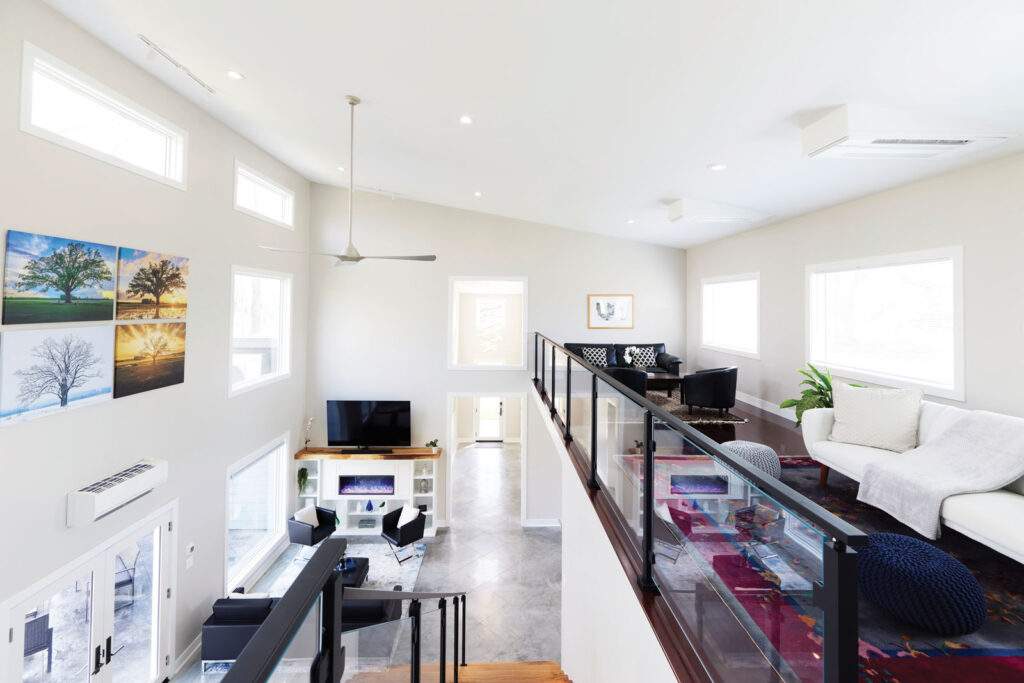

{"left": 550, "top": 346, "right": 557, "bottom": 416}
{"left": 589, "top": 373, "right": 599, "bottom": 489}
{"left": 540, "top": 338, "right": 546, "bottom": 395}
{"left": 439, "top": 598, "right": 447, "bottom": 683}
{"left": 818, "top": 541, "right": 859, "bottom": 683}
{"left": 638, "top": 410, "right": 657, "bottom": 591}
{"left": 461, "top": 594, "right": 467, "bottom": 667}
{"left": 452, "top": 594, "right": 460, "bottom": 683}
{"left": 533, "top": 334, "right": 538, "bottom": 383}
{"left": 409, "top": 599, "right": 421, "bottom": 683}
{"left": 564, "top": 358, "right": 573, "bottom": 442}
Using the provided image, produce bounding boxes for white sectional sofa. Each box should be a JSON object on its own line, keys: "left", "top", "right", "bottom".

{"left": 802, "top": 401, "right": 1024, "bottom": 564}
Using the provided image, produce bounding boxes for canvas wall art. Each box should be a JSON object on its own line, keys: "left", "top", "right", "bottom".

{"left": 588, "top": 294, "right": 634, "bottom": 329}
{"left": 116, "top": 248, "right": 189, "bottom": 320}
{"left": 114, "top": 323, "right": 186, "bottom": 398}
{"left": 2, "top": 230, "right": 116, "bottom": 324}
{"left": 0, "top": 326, "right": 114, "bottom": 423}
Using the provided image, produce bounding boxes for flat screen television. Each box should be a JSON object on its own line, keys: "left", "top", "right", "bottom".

{"left": 326, "top": 400, "right": 411, "bottom": 447}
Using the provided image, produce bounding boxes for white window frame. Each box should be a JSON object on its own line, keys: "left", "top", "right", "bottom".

{"left": 225, "top": 435, "right": 288, "bottom": 592}
{"left": 447, "top": 276, "right": 529, "bottom": 371}
{"left": 700, "top": 272, "right": 761, "bottom": 359}
{"left": 228, "top": 266, "right": 293, "bottom": 397}
{"left": 233, "top": 160, "right": 295, "bottom": 229}
{"left": 19, "top": 41, "right": 188, "bottom": 190}
{"left": 805, "top": 246, "right": 965, "bottom": 401}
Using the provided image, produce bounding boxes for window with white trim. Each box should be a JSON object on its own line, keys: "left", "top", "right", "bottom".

{"left": 234, "top": 161, "right": 295, "bottom": 228}
{"left": 808, "top": 248, "right": 962, "bottom": 399}
{"left": 449, "top": 278, "right": 527, "bottom": 368}
{"left": 701, "top": 274, "right": 760, "bottom": 356}
{"left": 230, "top": 268, "right": 292, "bottom": 394}
{"left": 226, "top": 438, "right": 287, "bottom": 589}
{"left": 20, "top": 42, "right": 187, "bottom": 188}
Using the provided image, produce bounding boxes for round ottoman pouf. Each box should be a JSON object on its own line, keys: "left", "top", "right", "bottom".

{"left": 723, "top": 440, "right": 782, "bottom": 479}
{"left": 858, "top": 532, "right": 987, "bottom": 636}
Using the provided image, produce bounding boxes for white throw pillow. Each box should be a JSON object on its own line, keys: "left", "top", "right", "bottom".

{"left": 397, "top": 504, "right": 420, "bottom": 528}
{"left": 294, "top": 504, "right": 320, "bottom": 528}
{"left": 829, "top": 383, "right": 922, "bottom": 453}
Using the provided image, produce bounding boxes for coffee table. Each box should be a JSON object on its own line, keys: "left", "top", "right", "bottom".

{"left": 340, "top": 556, "right": 369, "bottom": 587}
{"left": 646, "top": 371, "right": 684, "bottom": 399}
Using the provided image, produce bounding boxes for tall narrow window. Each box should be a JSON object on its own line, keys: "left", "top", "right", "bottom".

{"left": 449, "top": 278, "right": 527, "bottom": 368}
{"left": 234, "top": 161, "right": 295, "bottom": 228}
{"left": 701, "top": 274, "right": 760, "bottom": 357}
{"left": 20, "top": 42, "right": 187, "bottom": 188}
{"left": 226, "top": 439, "right": 286, "bottom": 589}
{"left": 808, "top": 247, "right": 963, "bottom": 399}
{"left": 230, "top": 268, "right": 292, "bottom": 394}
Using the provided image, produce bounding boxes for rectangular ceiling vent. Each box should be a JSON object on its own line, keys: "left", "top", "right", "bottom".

{"left": 67, "top": 458, "right": 169, "bottom": 527}
{"left": 803, "top": 105, "right": 1013, "bottom": 160}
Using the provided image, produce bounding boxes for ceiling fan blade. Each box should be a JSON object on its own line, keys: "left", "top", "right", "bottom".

{"left": 359, "top": 255, "right": 437, "bottom": 262}
{"left": 259, "top": 245, "right": 346, "bottom": 258}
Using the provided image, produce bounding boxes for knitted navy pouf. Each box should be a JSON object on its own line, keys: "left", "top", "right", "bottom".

{"left": 858, "top": 532, "right": 987, "bottom": 636}
{"left": 723, "top": 440, "right": 782, "bottom": 479}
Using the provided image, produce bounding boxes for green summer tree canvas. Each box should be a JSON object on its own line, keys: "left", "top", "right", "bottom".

{"left": 116, "top": 248, "right": 189, "bottom": 320}
{"left": 2, "top": 230, "right": 116, "bottom": 324}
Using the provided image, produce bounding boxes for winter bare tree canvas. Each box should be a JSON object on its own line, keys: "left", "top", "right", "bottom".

{"left": 0, "top": 326, "right": 114, "bottom": 423}
{"left": 116, "top": 248, "right": 189, "bottom": 320}
{"left": 2, "top": 230, "right": 116, "bottom": 324}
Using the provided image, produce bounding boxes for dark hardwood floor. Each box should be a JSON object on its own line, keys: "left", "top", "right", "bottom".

{"left": 689, "top": 399, "right": 808, "bottom": 456}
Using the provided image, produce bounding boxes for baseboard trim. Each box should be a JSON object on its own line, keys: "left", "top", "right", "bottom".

{"left": 736, "top": 390, "right": 796, "bottom": 423}
{"left": 173, "top": 633, "right": 201, "bottom": 677}
{"left": 522, "top": 518, "right": 561, "bottom": 528}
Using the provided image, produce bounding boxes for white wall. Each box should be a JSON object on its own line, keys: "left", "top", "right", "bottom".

{"left": 306, "top": 184, "right": 687, "bottom": 525}
{"left": 0, "top": 0, "right": 311, "bottom": 665}
{"left": 525, "top": 394, "right": 562, "bottom": 525}
{"left": 686, "top": 152, "right": 1024, "bottom": 418}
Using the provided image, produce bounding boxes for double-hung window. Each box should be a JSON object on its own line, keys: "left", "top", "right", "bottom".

{"left": 20, "top": 42, "right": 187, "bottom": 188}
{"left": 807, "top": 247, "right": 963, "bottom": 399}
{"left": 701, "top": 274, "right": 760, "bottom": 357}
{"left": 230, "top": 267, "right": 292, "bottom": 395}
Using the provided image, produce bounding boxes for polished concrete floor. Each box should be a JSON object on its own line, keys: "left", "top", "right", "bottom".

{"left": 414, "top": 442, "right": 562, "bottom": 664}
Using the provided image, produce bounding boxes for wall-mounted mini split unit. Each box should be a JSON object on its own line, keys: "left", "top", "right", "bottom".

{"left": 667, "top": 197, "right": 766, "bottom": 224}
{"left": 67, "top": 458, "right": 169, "bottom": 527}
{"left": 802, "top": 104, "right": 1014, "bottom": 159}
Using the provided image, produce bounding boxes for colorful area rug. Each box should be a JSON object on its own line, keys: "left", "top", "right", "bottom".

{"left": 648, "top": 390, "right": 748, "bottom": 424}
{"left": 781, "top": 465, "right": 1024, "bottom": 682}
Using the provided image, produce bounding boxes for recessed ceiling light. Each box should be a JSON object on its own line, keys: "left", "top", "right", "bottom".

{"left": 473, "top": 191, "right": 482, "bottom": 197}
{"left": 336, "top": 166, "right": 345, "bottom": 172}
{"left": 459, "top": 115, "right": 473, "bottom": 125}
{"left": 625, "top": 219, "right": 635, "bottom": 224}
{"left": 708, "top": 163, "right": 727, "bottom": 171}
{"left": 227, "top": 70, "right": 245, "bottom": 80}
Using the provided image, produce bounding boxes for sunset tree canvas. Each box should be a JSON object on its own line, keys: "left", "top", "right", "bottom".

{"left": 2, "top": 230, "right": 116, "bottom": 324}
{"left": 0, "top": 326, "right": 114, "bottom": 423}
{"left": 116, "top": 248, "right": 189, "bottom": 320}
{"left": 114, "top": 323, "right": 186, "bottom": 397}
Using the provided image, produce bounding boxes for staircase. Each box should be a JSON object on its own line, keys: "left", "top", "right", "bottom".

{"left": 348, "top": 661, "right": 571, "bottom": 682}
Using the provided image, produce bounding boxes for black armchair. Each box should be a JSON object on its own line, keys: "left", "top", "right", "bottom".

{"left": 201, "top": 591, "right": 279, "bottom": 671}
{"left": 381, "top": 507, "right": 425, "bottom": 565}
{"left": 603, "top": 367, "right": 648, "bottom": 397}
{"left": 287, "top": 506, "right": 337, "bottom": 546}
{"left": 341, "top": 585, "right": 405, "bottom": 632}
{"left": 683, "top": 367, "right": 738, "bottom": 415}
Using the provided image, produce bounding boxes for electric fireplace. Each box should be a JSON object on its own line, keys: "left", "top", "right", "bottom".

{"left": 338, "top": 475, "right": 395, "bottom": 496}
{"left": 670, "top": 474, "right": 729, "bottom": 495}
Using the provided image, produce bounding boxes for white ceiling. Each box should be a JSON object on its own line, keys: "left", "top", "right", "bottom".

{"left": 42, "top": 0, "right": 1024, "bottom": 248}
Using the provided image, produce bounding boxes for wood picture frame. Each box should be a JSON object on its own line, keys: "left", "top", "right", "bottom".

{"left": 588, "top": 294, "right": 634, "bottom": 329}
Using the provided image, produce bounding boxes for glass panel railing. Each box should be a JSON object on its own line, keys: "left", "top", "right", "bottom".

{"left": 266, "top": 598, "right": 321, "bottom": 680}
{"left": 649, "top": 420, "right": 826, "bottom": 682}
{"left": 594, "top": 377, "right": 648, "bottom": 553}
{"left": 553, "top": 348, "right": 568, "bottom": 424}
{"left": 339, "top": 614, "right": 413, "bottom": 681}
{"left": 569, "top": 360, "right": 593, "bottom": 460}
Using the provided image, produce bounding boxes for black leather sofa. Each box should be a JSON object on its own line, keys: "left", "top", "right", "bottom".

{"left": 603, "top": 367, "right": 648, "bottom": 397}
{"left": 564, "top": 343, "right": 682, "bottom": 375}
{"left": 341, "top": 585, "right": 405, "bottom": 632}
{"left": 201, "top": 592, "right": 279, "bottom": 670}
{"left": 682, "top": 367, "right": 738, "bottom": 414}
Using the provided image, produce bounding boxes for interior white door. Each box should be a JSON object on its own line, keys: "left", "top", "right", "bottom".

{"left": 475, "top": 397, "right": 504, "bottom": 441}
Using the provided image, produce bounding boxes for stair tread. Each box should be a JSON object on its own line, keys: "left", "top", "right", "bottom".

{"left": 347, "top": 660, "right": 571, "bottom": 682}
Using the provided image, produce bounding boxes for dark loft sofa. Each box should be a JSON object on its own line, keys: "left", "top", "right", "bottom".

{"left": 564, "top": 343, "right": 682, "bottom": 375}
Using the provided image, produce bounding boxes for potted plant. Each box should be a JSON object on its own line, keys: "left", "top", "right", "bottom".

{"left": 297, "top": 467, "right": 309, "bottom": 496}
{"left": 779, "top": 364, "right": 861, "bottom": 427}
{"left": 425, "top": 439, "right": 439, "bottom": 454}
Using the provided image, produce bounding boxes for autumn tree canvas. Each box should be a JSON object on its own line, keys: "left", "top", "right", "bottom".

{"left": 0, "top": 326, "right": 114, "bottom": 423}
{"left": 2, "top": 230, "right": 116, "bottom": 324}
{"left": 116, "top": 248, "right": 189, "bottom": 320}
{"left": 114, "top": 323, "right": 186, "bottom": 397}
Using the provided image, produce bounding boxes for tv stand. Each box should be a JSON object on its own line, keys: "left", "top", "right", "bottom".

{"left": 340, "top": 447, "right": 394, "bottom": 455}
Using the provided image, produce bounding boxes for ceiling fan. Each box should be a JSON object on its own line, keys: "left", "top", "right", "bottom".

{"left": 261, "top": 95, "right": 436, "bottom": 265}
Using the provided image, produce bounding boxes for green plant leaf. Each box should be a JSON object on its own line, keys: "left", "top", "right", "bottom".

{"left": 779, "top": 399, "right": 799, "bottom": 409}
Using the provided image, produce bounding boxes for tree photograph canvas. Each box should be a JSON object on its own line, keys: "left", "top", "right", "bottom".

{"left": 2, "top": 230, "right": 116, "bottom": 324}
{"left": 114, "top": 322, "right": 186, "bottom": 397}
{"left": 0, "top": 326, "right": 114, "bottom": 424}
{"left": 116, "top": 248, "right": 189, "bottom": 320}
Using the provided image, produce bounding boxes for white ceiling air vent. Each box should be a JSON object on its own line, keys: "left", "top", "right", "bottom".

{"left": 802, "top": 105, "right": 1013, "bottom": 160}
{"left": 67, "top": 458, "right": 169, "bottom": 527}
{"left": 667, "top": 198, "right": 766, "bottom": 224}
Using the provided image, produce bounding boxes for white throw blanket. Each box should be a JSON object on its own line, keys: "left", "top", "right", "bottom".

{"left": 857, "top": 411, "right": 1024, "bottom": 539}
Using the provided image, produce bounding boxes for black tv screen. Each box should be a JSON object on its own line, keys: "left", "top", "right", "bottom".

{"left": 326, "top": 400, "right": 411, "bottom": 447}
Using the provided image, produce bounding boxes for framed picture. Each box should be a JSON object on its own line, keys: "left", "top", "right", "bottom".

{"left": 588, "top": 294, "right": 633, "bottom": 329}
{"left": 116, "top": 248, "right": 189, "bottom": 321}
{"left": 114, "top": 323, "right": 186, "bottom": 398}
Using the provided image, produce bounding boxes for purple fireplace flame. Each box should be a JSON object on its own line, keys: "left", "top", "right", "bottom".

{"left": 339, "top": 475, "right": 395, "bottom": 496}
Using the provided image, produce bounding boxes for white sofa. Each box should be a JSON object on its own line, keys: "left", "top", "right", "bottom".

{"left": 802, "top": 401, "right": 1024, "bottom": 564}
